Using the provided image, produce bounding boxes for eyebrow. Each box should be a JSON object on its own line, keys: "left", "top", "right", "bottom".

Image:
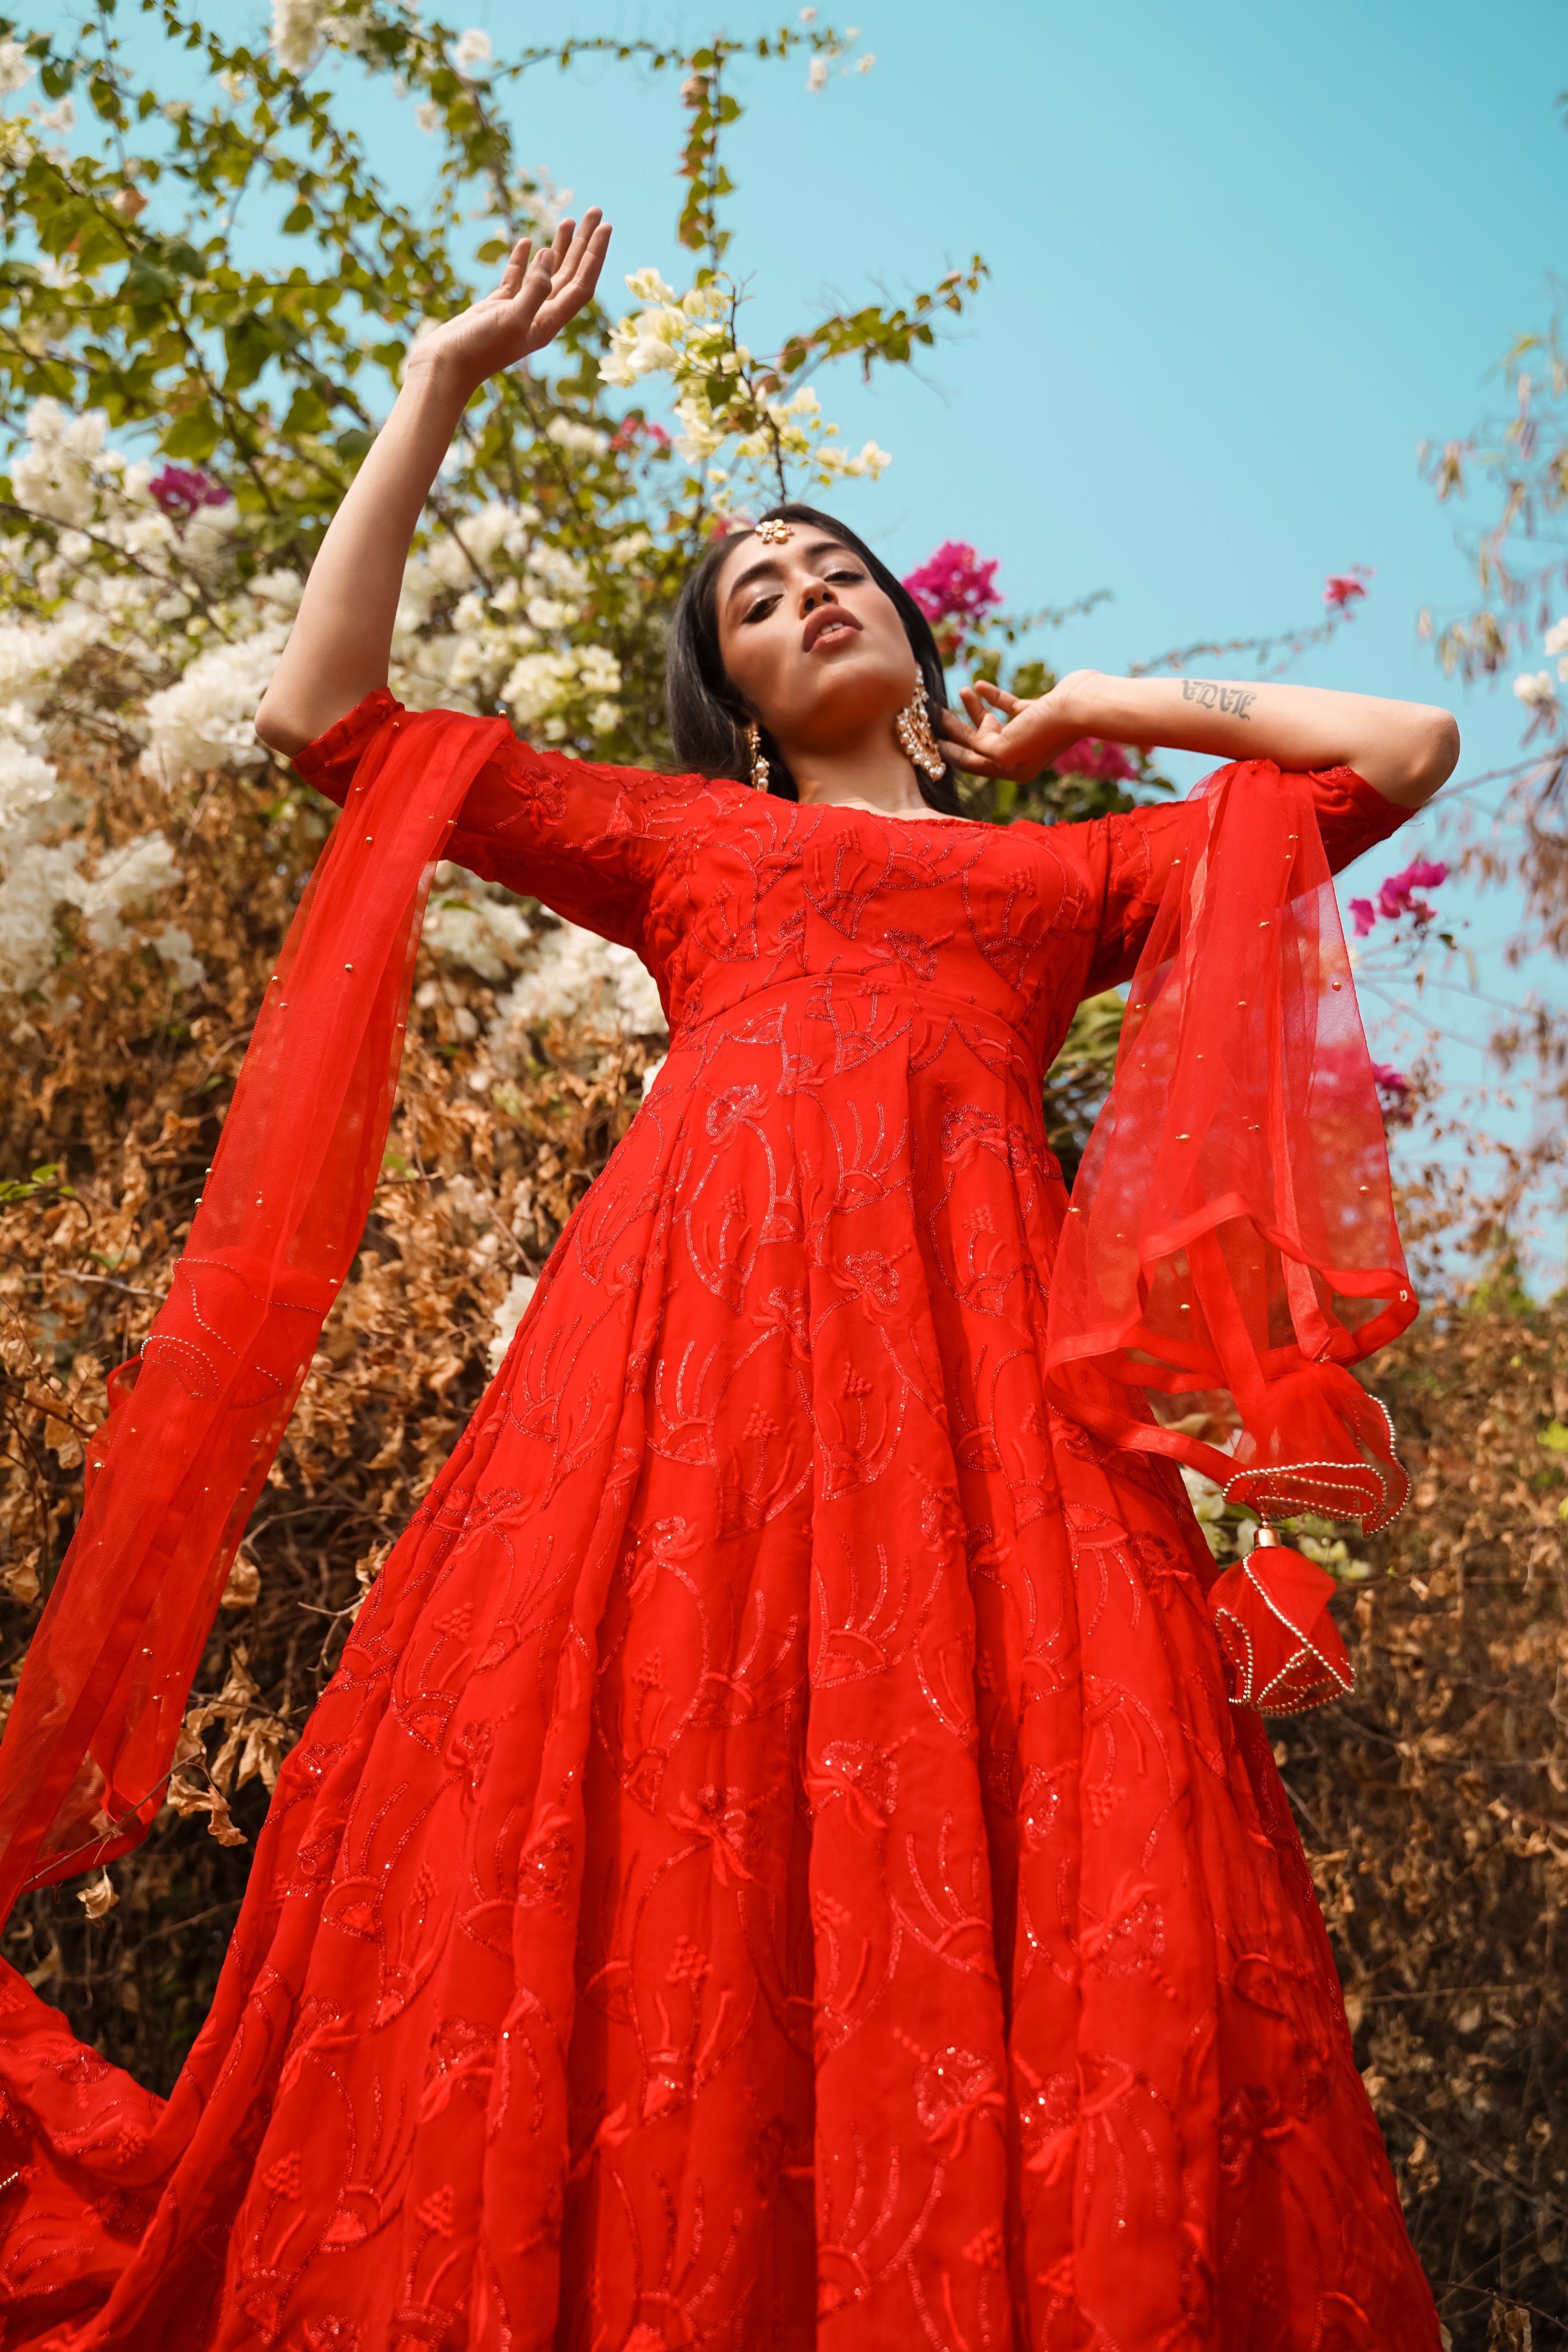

{"left": 722, "top": 537, "right": 859, "bottom": 608}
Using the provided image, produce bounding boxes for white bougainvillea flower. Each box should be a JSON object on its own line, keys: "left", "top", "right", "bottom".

{"left": 488, "top": 1272, "right": 538, "bottom": 1372}
{"left": 270, "top": 0, "right": 340, "bottom": 76}
{"left": 0, "top": 38, "right": 36, "bottom": 94}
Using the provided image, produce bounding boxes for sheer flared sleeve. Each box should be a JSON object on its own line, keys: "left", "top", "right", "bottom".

{"left": 1082, "top": 762, "right": 1408, "bottom": 998}
{"left": 1046, "top": 758, "right": 1419, "bottom": 1536}
{"left": 295, "top": 687, "right": 702, "bottom": 955}
{"left": 0, "top": 698, "right": 660, "bottom": 1909}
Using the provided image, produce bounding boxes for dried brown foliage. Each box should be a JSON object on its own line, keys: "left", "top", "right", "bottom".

{"left": 1277, "top": 1311, "right": 1567, "bottom": 2347}
{"left": 0, "top": 749, "right": 1562, "bottom": 2350}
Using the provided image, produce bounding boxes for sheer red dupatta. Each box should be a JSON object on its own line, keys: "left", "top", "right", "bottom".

{"left": 1045, "top": 760, "right": 1415, "bottom": 1536}
{"left": 0, "top": 702, "right": 508, "bottom": 1909}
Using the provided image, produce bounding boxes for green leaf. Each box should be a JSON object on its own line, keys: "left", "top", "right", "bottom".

{"left": 223, "top": 312, "right": 288, "bottom": 390}
{"left": 1540, "top": 1422, "right": 1568, "bottom": 1454}
{"left": 0, "top": 1161, "right": 73, "bottom": 1204}
{"left": 121, "top": 253, "right": 180, "bottom": 306}
{"left": 282, "top": 383, "right": 332, "bottom": 436}
{"left": 162, "top": 404, "right": 223, "bottom": 462}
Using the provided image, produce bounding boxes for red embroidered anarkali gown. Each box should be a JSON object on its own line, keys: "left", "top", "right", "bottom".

{"left": 0, "top": 693, "right": 1439, "bottom": 2350}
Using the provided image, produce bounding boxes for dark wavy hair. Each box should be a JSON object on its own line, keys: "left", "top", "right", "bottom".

{"left": 664, "top": 501, "right": 963, "bottom": 814}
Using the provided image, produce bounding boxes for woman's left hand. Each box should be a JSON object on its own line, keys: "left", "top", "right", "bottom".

{"left": 940, "top": 673, "right": 1099, "bottom": 785}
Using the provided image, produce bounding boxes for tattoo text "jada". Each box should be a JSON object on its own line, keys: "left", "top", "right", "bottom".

{"left": 1181, "top": 680, "right": 1256, "bottom": 718}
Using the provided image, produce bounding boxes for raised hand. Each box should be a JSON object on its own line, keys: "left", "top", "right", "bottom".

{"left": 407, "top": 210, "right": 613, "bottom": 396}
{"left": 256, "top": 211, "right": 614, "bottom": 755}
{"left": 940, "top": 673, "right": 1097, "bottom": 785}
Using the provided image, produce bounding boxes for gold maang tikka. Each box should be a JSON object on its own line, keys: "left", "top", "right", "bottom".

{"left": 754, "top": 517, "right": 793, "bottom": 545}
{"left": 745, "top": 720, "right": 771, "bottom": 792}
{"left": 894, "top": 673, "right": 946, "bottom": 782}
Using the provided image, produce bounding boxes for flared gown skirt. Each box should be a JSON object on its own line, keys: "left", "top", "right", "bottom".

{"left": 0, "top": 985, "right": 1437, "bottom": 2350}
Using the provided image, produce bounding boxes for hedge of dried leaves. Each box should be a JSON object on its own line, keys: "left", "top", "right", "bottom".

{"left": 0, "top": 748, "right": 1563, "bottom": 2351}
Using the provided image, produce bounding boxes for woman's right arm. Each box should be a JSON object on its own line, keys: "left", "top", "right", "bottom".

{"left": 254, "top": 210, "right": 611, "bottom": 759}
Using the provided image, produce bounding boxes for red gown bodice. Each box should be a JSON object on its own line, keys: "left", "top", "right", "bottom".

{"left": 0, "top": 697, "right": 1436, "bottom": 2352}
{"left": 319, "top": 690, "right": 1401, "bottom": 1070}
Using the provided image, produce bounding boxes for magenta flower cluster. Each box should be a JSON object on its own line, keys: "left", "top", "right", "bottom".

{"left": 610, "top": 417, "right": 671, "bottom": 454}
{"left": 902, "top": 540, "right": 1003, "bottom": 639}
{"left": 147, "top": 464, "right": 230, "bottom": 524}
{"left": 1055, "top": 738, "right": 1138, "bottom": 782}
{"left": 1348, "top": 857, "right": 1448, "bottom": 1121}
{"left": 1322, "top": 565, "right": 1372, "bottom": 611}
{"left": 1371, "top": 1062, "right": 1414, "bottom": 1125}
{"left": 1348, "top": 855, "right": 1448, "bottom": 940}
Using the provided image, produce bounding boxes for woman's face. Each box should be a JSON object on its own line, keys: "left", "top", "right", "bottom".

{"left": 713, "top": 527, "right": 918, "bottom": 758}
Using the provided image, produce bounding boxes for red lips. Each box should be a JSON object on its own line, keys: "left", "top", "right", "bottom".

{"left": 802, "top": 603, "right": 862, "bottom": 653}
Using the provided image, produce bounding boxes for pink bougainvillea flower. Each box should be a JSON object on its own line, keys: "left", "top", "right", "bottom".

{"left": 1322, "top": 565, "right": 1372, "bottom": 611}
{"left": 610, "top": 416, "right": 671, "bottom": 454}
{"left": 148, "top": 464, "right": 230, "bottom": 523}
{"left": 902, "top": 540, "right": 1002, "bottom": 638}
{"left": 1349, "top": 856, "right": 1448, "bottom": 936}
{"left": 1055, "top": 738, "right": 1138, "bottom": 782}
{"left": 1375, "top": 856, "right": 1449, "bottom": 926}
{"left": 1372, "top": 1063, "right": 1414, "bottom": 1125}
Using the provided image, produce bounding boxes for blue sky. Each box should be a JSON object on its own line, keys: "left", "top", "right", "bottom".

{"left": 391, "top": 0, "right": 1562, "bottom": 722}
{"left": 86, "top": 1, "right": 1568, "bottom": 1264}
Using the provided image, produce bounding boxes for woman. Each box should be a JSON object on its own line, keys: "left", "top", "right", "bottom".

{"left": 0, "top": 216, "right": 1457, "bottom": 2349}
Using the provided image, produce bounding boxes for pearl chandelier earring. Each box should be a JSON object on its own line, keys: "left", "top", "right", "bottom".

{"left": 894, "top": 673, "right": 946, "bottom": 781}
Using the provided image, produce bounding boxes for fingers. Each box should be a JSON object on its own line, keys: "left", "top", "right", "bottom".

{"left": 939, "top": 707, "right": 988, "bottom": 750}
{"left": 543, "top": 210, "right": 596, "bottom": 281}
{"left": 484, "top": 206, "right": 611, "bottom": 359}
{"left": 503, "top": 238, "right": 562, "bottom": 328}
{"left": 529, "top": 212, "right": 612, "bottom": 340}
{"left": 487, "top": 208, "right": 610, "bottom": 346}
{"left": 940, "top": 705, "right": 1019, "bottom": 778}
{"left": 550, "top": 209, "right": 610, "bottom": 307}
{"left": 493, "top": 237, "right": 534, "bottom": 300}
{"left": 939, "top": 710, "right": 999, "bottom": 766}
{"left": 956, "top": 686, "right": 1012, "bottom": 734}
{"left": 574, "top": 218, "right": 613, "bottom": 304}
{"left": 972, "top": 680, "right": 1028, "bottom": 717}
{"left": 943, "top": 746, "right": 1006, "bottom": 778}
{"left": 562, "top": 207, "right": 599, "bottom": 261}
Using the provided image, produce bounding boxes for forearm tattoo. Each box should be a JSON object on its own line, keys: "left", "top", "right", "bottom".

{"left": 1181, "top": 679, "right": 1256, "bottom": 719}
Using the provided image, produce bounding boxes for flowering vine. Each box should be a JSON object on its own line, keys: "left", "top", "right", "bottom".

{"left": 0, "top": 5, "right": 992, "bottom": 1005}
{"left": 600, "top": 270, "right": 891, "bottom": 513}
